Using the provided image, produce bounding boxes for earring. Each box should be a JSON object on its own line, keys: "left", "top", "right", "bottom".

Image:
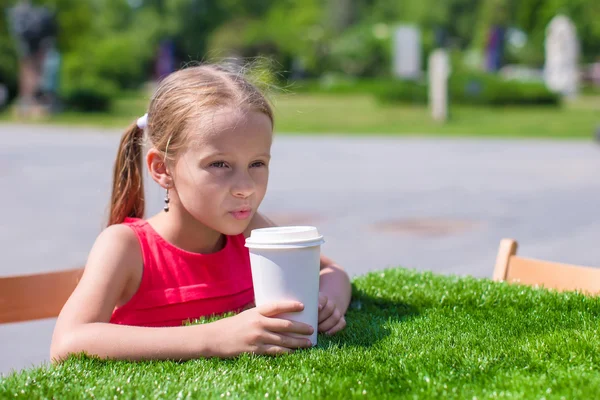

{"left": 164, "top": 185, "right": 170, "bottom": 212}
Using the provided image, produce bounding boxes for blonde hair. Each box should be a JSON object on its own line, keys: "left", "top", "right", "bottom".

{"left": 108, "top": 64, "right": 274, "bottom": 226}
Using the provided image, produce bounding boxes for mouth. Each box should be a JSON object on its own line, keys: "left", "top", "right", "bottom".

{"left": 230, "top": 207, "right": 252, "bottom": 220}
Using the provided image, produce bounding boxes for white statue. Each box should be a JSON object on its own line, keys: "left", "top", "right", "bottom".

{"left": 428, "top": 49, "right": 450, "bottom": 122}
{"left": 393, "top": 25, "right": 421, "bottom": 80}
{"left": 544, "top": 15, "right": 580, "bottom": 98}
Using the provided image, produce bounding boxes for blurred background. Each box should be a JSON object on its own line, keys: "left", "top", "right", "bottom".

{"left": 0, "top": 0, "right": 599, "bottom": 132}
{"left": 1, "top": 0, "right": 600, "bottom": 376}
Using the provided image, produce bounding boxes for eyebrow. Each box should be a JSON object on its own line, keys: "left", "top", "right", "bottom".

{"left": 205, "top": 152, "right": 271, "bottom": 159}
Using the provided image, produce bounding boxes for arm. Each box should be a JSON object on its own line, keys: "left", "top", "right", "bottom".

{"left": 245, "top": 213, "right": 352, "bottom": 334}
{"left": 51, "top": 225, "right": 313, "bottom": 362}
{"left": 50, "top": 225, "right": 213, "bottom": 362}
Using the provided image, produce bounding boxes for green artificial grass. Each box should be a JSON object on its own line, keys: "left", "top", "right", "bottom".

{"left": 1, "top": 92, "right": 598, "bottom": 139}
{"left": 2, "top": 267, "right": 600, "bottom": 399}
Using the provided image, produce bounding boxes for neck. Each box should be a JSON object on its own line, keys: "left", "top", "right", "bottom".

{"left": 148, "top": 209, "right": 225, "bottom": 254}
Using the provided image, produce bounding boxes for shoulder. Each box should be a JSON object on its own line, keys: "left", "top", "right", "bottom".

{"left": 85, "top": 224, "right": 142, "bottom": 281}
{"left": 93, "top": 223, "right": 140, "bottom": 253}
{"left": 243, "top": 212, "right": 277, "bottom": 238}
{"left": 54, "top": 224, "right": 143, "bottom": 326}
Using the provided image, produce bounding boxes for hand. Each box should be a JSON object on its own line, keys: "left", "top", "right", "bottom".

{"left": 318, "top": 293, "right": 346, "bottom": 335}
{"left": 211, "top": 301, "right": 314, "bottom": 357}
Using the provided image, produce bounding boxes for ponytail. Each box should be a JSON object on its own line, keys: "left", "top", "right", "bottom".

{"left": 108, "top": 122, "right": 145, "bottom": 226}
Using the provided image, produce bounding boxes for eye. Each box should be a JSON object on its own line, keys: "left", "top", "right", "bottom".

{"left": 250, "top": 161, "right": 266, "bottom": 168}
{"left": 210, "top": 161, "right": 229, "bottom": 168}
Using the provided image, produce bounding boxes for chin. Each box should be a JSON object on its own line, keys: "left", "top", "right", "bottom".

{"left": 222, "top": 228, "right": 246, "bottom": 236}
{"left": 220, "top": 221, "right": 250, "bottom": 236}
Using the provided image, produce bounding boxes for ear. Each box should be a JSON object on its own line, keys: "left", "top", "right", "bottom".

{"left": 147, "top": 148, "right": 172, "bottom": 189}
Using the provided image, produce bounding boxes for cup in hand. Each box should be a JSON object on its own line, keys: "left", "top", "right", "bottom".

{"left": 245, "top": 226, "right": 324, "bottom": 346}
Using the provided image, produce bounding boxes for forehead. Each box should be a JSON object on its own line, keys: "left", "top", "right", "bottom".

{"left": 186, "top": 107, "right": 273, "bottom": 151}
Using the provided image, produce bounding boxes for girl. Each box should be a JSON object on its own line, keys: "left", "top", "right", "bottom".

{"left": 50, "top": 64, "right": 351, "bottom": 361}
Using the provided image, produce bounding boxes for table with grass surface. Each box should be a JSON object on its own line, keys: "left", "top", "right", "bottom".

{"left": 2, "top": 268, "right": 599, "bottom": 399}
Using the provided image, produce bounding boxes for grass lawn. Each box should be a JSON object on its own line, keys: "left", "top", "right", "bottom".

{"left": 2, "top": 267, "right": 600, "bottom": 399}
{"left": 274, "top": 94, "right": 599, "bottom": 139}
{"left": 1, "top": 91, "right": 598, "bottom": 139}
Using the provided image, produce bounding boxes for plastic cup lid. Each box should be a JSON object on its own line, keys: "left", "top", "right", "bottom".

{"left": 245, "top": 226, "right": 324, "bottom": 248}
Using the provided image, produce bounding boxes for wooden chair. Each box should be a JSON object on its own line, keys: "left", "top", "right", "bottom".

{"left": 493, "top": 239, "right": 600, "bottom": 295}
{"left": 0, "top": 268, "right": 84, "bottom": 324}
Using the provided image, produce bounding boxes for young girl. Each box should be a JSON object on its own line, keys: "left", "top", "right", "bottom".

{"left": 50, "top": 64, "right": 351, "bottom": 361}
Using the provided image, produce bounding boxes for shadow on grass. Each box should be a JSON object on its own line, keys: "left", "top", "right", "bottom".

{"left": 316, "top": 287, "right": 420, "bottom": 349}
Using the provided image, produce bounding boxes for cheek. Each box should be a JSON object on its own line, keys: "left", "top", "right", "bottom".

{"left": 254, "top": 171, "right": 269, "bottom": 195}
{"left": 174, "top": 169, "right": 224, "bottom": 207}
{"left": 177, "top": 183, "right": 225, "bottom": 220}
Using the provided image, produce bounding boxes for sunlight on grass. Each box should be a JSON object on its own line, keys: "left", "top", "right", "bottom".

{"left": 273, "top": 93, "right": 599, "bottom": 138}
{"left": 2, "top": 268, "right": 600, "bottom": 399}
{"left": 1, "top": 92, "right": 598, "bottom": 139}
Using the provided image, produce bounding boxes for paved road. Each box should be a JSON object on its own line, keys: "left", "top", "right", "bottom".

{"left": 2, "top": 123, "right": 599, "bottom": 376}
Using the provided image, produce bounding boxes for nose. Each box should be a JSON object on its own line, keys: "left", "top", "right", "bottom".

{"left": 231, "top": 170, "right": 255, "bottom": 198}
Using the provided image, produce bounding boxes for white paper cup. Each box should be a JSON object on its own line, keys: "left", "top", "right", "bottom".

{"left": 245, "top": 226, "right": 324, "bottom": 346}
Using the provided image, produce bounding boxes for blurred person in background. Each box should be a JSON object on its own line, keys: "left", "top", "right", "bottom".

{"left": 36, "top": 36, "right": 61, "bottom": 112}
{"left": 7, "top": 0, "right": 57, "bottom": 118}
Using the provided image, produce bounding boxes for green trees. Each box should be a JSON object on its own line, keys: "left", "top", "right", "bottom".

{"left": 0, "top": 0, "right": 598, "bottom": 111}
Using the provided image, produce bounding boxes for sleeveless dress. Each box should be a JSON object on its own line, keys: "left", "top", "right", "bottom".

{"left": 110, "top": 218, "right": 255, "bottom": 327}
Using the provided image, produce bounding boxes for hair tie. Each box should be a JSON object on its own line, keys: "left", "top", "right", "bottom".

{"left": 136, "top": 113, "right": 148, "bottom": 129}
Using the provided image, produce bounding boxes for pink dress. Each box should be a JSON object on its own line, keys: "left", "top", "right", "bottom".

{"left": 110, "top": 218, "right": 254, "bottom": 327}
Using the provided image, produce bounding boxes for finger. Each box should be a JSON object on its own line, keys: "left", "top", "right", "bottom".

{"left": 318, "top": 294, "right": 328, "bottom": 310}
{"left": 326, "top": 316, "right": 347, "bottom": 336}
{"left": 260, "top": 345, "right": 294, "bottom": 356}
{"left": 263, "top": 317, "right": 314, "bottom": 335}
{"left": 258, "top": 301, "right": 304, "bottom": 317}
{"left": 318, "top": 299, "right": 336, "bottom": 323}
{"left": 318, "top": 309, "right": 341, "bottom": 332}
{"left": 263, "top": 332, "right": 312, "bottom": 349}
